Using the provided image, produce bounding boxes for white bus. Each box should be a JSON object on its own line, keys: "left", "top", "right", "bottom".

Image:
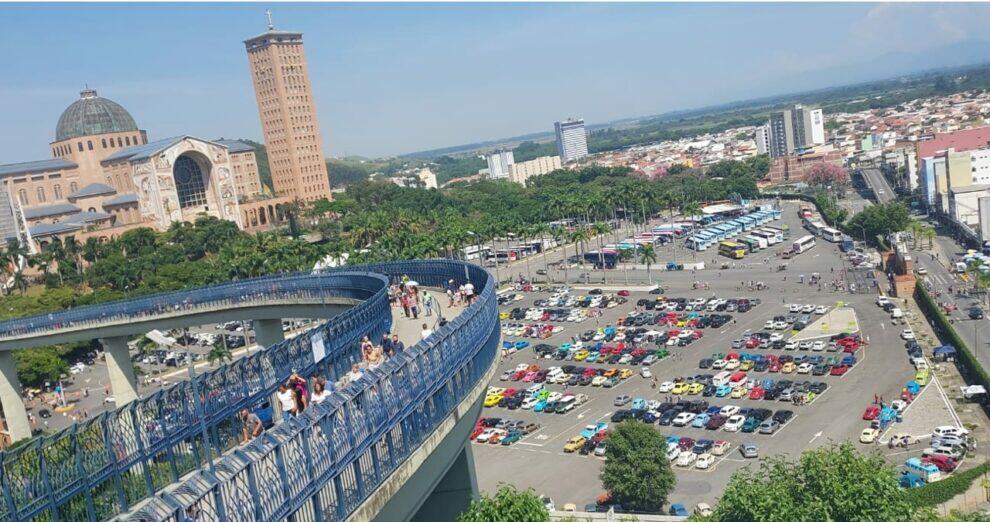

{"left": 751, "top": 229, "right": 779, "bottom": 245}
{"left": 821, "top": 227, "right": 843, "bottom": 243}
{"left": 792, "top": 235, "right": 817, "bottom": 254}
{"left": 804, "top": 220, "right": 827, "bottom": 237}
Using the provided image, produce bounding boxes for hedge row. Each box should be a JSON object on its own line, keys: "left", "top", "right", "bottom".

{"left": 903, "top": 460, "right": 990, "bottom": 507}
{"left": 914, "top": 282, "right": 990, "bottom": 394}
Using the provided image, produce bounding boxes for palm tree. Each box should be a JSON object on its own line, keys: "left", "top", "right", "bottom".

{"left": 639, "top": 244, "right": 657, "bottom": 284}
{"left": 618, "top": 247, "right": 634, "bottom": 285}
{"left": 592, "top": 222, "right": 611, "bottom": 283}
{"left": 920, "top": 225, "right": 937, "bottom": 250}
{"left": 552, "top": 227, "right": 567, "bottom": 284}
{"left": 906, "top": 221, "right": 923, "bottom": 249}
{"left": 207, "top": 338, "right": 233, "bottom": 366}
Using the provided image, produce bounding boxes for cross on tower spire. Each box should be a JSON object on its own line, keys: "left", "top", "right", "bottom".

{"left": 265, "top": 9, "right": 274, "bottom": 30}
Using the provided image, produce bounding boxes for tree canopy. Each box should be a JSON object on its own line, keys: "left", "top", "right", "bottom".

{"left": 457, "top": 484, "right": 549, "bottom": 522}
{"left": 600, "top": 421, "right": 676, "bottom": 512}
{"left": 845, "top": 201, "right": 911, "bottom": 243}
{"left": 711, "top": 443, "right": 914, "bottom": 522}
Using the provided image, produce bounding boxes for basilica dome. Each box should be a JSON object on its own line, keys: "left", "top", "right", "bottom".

{"left": 55, "top": 89, "right": 138, "bottom": 142}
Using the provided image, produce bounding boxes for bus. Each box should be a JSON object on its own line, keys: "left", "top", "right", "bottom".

{"left": 792, "top": 235, "right": 817, "bottom": 254}
{"left": 744, "top": 235, "right": 767, "bottom": 250}
{"left": 820, "top": 227, "right": 843, "bottom": 243}
{"left": 461, "top": 244, "right": 492, "bottom": 261}
{"left": 719, "top": 241, "right": 746, "bottom": 259}
{"left": 799, "top": 206, "right": 813, "bottom": 218}
{"left": 752, "top": 229, "right": 779, "bottom": 246}
{"left": 584, "top": 251, "right": 618, "bottom": 269}
{"left": 804, "top": 220, "right": 827, "bottom": 237}
{"left": 739, "top": 237, "right": 761, "bottom": 253}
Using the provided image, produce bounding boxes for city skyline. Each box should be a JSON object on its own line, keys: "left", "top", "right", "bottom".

{"left": 4, "top": 3, "right": 990, "bottom": 162}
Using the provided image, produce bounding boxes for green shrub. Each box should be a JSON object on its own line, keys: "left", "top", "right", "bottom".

{"left": 914, "top": 283, "right": 990, "bottom": 392}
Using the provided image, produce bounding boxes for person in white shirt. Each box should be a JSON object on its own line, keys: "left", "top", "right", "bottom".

{"left": 276, "top": 384, "right": 295, "bottom": 422}
{"left": 347, "top": 364, "right": 364, "bottom": 384}
{"left": 464, "top": 282, "right": 475, "bottom": 303}
{"left": 310, "top": 381, "right": 330, "bottom": 405}
{"left": 421, "top": 323, "right": 434, "bottom": 340}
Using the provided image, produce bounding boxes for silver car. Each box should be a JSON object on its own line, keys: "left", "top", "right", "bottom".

{"left": 739, "top": 443, "right": 759, "bottom": 458}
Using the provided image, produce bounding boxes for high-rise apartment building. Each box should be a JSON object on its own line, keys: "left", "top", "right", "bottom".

{"left": 486, "top": 149, "right": 515, "bottom": 180}
{"left": 755, "top": 125, "right": 770, "bottom": 155}
{"left": 766, "top": 105, "right": 826, "bottom": 158}
{"left": 555, "top": 118, "right": 589, "bottom": 163}
{"left": 244, "top": 17, "right": 332, "bottom": 202}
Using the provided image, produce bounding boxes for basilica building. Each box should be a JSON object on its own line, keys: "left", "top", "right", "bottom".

{"left": 0, "top": 89, "right": 291, "bottom": 249}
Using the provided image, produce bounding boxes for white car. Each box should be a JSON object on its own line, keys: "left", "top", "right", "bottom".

{"left": 799, "top": 341, "right": 813, "bottom": 350}
{"left": 719, "top": 405, "right": 740, "bottom": 416}
{"left": 901, "top": 330, "right": 915, "bottom": 340}
{"left": 695, "top": 453, "right": 715, "bottom": 469}
{"left": 859, "top": 428, "right": 880, "bottom": 444}
{"left": 515, "top": 363, "right": 529, "bottom": 372}
{"left": 764, "top": 320, "right": 776, "bottom": 329}
{"left": 712, "top": 359, "right": 727, "bottom": 370}
{"left": 815, "top": 305, "right": 828, "bottom": 315}
{"left": 641, "top": 367, "right": 652, "bottom": 378}
{"left": 789, "top": 303, "right": 802, "bottom": 312}
{"left": 723, "top": 414, "right": 746, "bottom": 432}
{"left": 658, "top": 381, "right": 675, "bottom": 393}
{"left": 695, "top": 503, "right": 714, "bottom": 516}
{"left": 785, "top": 340, "right": 798, "bottom": 350}
{"left": 547, "top": 392, "right": 563, "bottom": 403}
{"left": 797, "top": 363, "right": 813, "bottom": 374}
{"left": 811, "top": 341, "right": 826, "bottom": 352}
{"left": 676, "top": 451, "right": 697, "bottom": 467}
{"left": 877, "top": 295, "right": 890, "bottom": 307}
{"left": 933, "top": 426, "right": 970, "bottom": 439}
{"left": 769, "top": 333, "right": 784, "bottom": 342}
{"left": 802, "top": 304, "right": 815, "bottom": 313}
{"left": 522, "top": 396, "right": 540, "bottom": 409}
{"left": 476, "top": 428, "right": 505, "bottom": 443}
{"left": 724, "top": 359, "right": 740, "bottom": 370}
{"left": 890, "top": 399, "right": 908, "bottom": 412}
{"left": 773, "top": 321, "right": 789, "bottom": 330}
{"left": 666, "top": 445, "right": 681, "bottom": 462}
{"left": 672, "top": 412, "right": 696, "bottom": 427}
{"left": 591, "top": 376, "right": 607, "bottom": 386}
{"left": 618, "top": 354, "right": 633, "bottom": 365}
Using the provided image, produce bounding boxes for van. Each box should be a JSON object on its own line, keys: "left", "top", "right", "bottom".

{"left": 556, "top": 395, "right": 576, "bottom": 413}
{"left": 912, "top": 358, "right": 929, "bottom": 370}
{"left": 877, "top": 295, "right": 890, "bottom": 307}
{"left": 891, "top": 308, "right": 903, "bottom": 319}
{"left": 955, "top": 262, "right": 968, "bottom": 274}
{"left": 905, "top": 457, "right": 942, "bottom": 482}
{"left": 728, "top": 372, "right": 748, "bottom": 389}
{"left": 712, "top": 371, "right": 732, "bottom": 387}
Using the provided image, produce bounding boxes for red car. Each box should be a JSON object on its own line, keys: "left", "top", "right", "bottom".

{"left": 843, "top": 344, "right": 859, "bottom": 354}
{"left": 863, "top": 405, "right": 880, "bottom": 420}
{"left": 748, "top": 386, "right": 765, "bottom": 400}
{"left": 503, "top": 388, "right": 517, "bottom": 397}
{"left": 745, "top": 338, "right": 759, "bottom": 349}
{"left": 923, "top": 455, "right": 958, "bottom": 472}
{"left": 692, "top": 330, "right": 704, "bottom": 339}
{"left": 470, "top": 426, "right": 485, "bottom": 440}
{"left": 618, "top": 290, "right": 631, "bottom": 296}
{"left": 726, "top": 352, "right": 741, "bottom": 360}
{"left": 583, "top": 368, "right": 598, "bottom": 378}
{"left": 830, "top": 365, "right": 850, "bottom": 376}
{"left": 766, "top": 355, "right": 779, "bottom": 363}
{"left": 768, "top": 362, "right": 781, "bottom": 373}
{"left": 677, "top": 437, "right": 695, "bottom": 451}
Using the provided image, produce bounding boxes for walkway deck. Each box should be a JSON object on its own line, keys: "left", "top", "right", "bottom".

{"left": 791, "top": 307, "right": 860, "bottom": 341}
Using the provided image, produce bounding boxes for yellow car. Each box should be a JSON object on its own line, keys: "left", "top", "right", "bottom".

{"left": 915, "top": 369, "right": 931, "bottom": 386}
{"left": 603, "top": 368, "right": 618, "bottom": 378}
{"left": 574, "top": 350, "right": 590, "bottom": 361}
{"left": 731, "top": 386, "right": 748, "bottom": 399}
{"left": 484, "top": 394, "right": 502, "bottom": 407}
{"left": 677, "top": 320, "right": 687, "bottom": 327}
{"left": 687, "top": 383, "right": 704, "bottom": 395}
{"left": 619, "top": 369, "right": 634, "bottom": 379}
{"left": 563, "top": 436, "right": 587, "bottom": 453}
{"left": 672, "top": 382, "right": 689, "bottom": 395}
{"left": 781, "top": 362, "right": 796, "bottom": 374}
{"left": 499, "top": 311, "right": 510, "bottom": 320}
{"left": 739, "top": 360, "right": 754, "bottom": 371}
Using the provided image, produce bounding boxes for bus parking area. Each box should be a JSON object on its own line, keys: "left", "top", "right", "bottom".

{"left": 472, "top": 201, "right": 957, "bottom": 510}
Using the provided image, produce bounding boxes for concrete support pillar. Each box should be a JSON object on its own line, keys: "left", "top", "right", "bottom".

{"left": 101, "top": 336, "right": 138, "bottom": 406}
{"left": 0, "top": 351, "right": 31, "bottom": 441}
{"left": 255, "top": 318, "right": 285, "bottom": 348}
{"left": 411, "top": 444, "right": 479, "bottom": 522}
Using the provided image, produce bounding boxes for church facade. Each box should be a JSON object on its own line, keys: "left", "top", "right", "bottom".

{"left": 0, "top": 89, "right": 291, "bottom": 250}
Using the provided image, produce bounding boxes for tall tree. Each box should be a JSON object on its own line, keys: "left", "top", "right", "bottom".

{"left": 639, "top": 243, "right": 657, "bottom": 283}
{"left": 458, "top": 484, "right": 549, "bottom": 522}
{"left": 600, "top": 422, "right": 676, "bottom": 513}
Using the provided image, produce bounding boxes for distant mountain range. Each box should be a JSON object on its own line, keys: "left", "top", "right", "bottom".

{"left": 398, "top": 44, "right": 990, "bottom": 161}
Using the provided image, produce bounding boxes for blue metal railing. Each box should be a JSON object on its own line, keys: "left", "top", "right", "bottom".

{"left": 0, "top": 260, "right": 498, "bottom": 522}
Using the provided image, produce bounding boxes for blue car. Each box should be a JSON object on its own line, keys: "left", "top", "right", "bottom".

{"left": 580, "top": 422, "right": 608, "bottom": 439}
{"left": 513, "top": 341, "right": 530, "bottom": 350}
{"left": 631, "top": 398, "right": 647, "bottom": 410}
{"left": 666, "top": 435, "right": 681, "bottom": 445}
{"left": 585, "top": 352, "right": 600, "bottom": 363}
{"left": 899, "top": 472, "right": 925, "bottom": 489}
{"left": 533, "top": 400, "right": 547, "bottom": 412}
{"left": 669, "top": 503, "right": 688, "bottom": 516}
{"left": 705, "top": 406, "right": 722, "bottom": 416}
{"left": 762, "top": 378, "right": 775, "bottom": 389}
{"left": 715, "top": 385, "right": 732, "bottom": 397}
{"left": 842, "top": 355, "right": 857, "bottom": 366}
{"left": 691, "top": 413, "right": 711, "bottom": 428}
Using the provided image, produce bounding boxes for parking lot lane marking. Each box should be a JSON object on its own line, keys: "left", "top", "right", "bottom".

{"left": 515, "top": 442, "right": 545, "bottom": 447}
{"left": 809, "top": 431, "right": 823, "bottom": 445}
{"left": 770, "top": 413, "right": 799, "bottom": 438}
{"left": 931, "top": 373, "right": 964, "bottom": 428}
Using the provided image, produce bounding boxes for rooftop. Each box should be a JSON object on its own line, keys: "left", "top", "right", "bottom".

{"left": 214, "top": 139, "right": 255, "bottom": 154}
{"left": 0, "top": 158, "right": 76, "bottom": 178}
{"left": 23, "top": 203, "right": 81, "bottom": 220}
{"left": 918, "top": 127, "right": 990, "bottom": 159}
{"left": 68, "top": 183, "right": 115, "bottom": 199}
{"left": 102, "top": 193, "right": 139, "bottom": 206}
{"left": 103, "top": 136, "right": 185, "bottom": 163}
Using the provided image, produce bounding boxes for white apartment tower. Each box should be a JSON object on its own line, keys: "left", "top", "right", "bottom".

{"left": 755, "top": 126, "right": 770, "bottom": 155}
{"left": 555, "top": 118, "right": 589, "bottom": 163}
{"left": 486, "top": 149, "right": 515, "bottom": 180}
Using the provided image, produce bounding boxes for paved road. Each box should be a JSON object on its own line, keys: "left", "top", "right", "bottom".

{"left": 475, "top": 202, "right": 926, "bottom": 510}
{"left": 859, "top": 167, "right": 895, "bottom": 204}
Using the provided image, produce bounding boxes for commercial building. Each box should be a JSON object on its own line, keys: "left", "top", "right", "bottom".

{"left": 765, "top": 145, "right": 843, "bottom": 184}
{"left": 0, "top": 89, "right": 287, "bottom": 250}
{"left": 555, "top": 118, "right": 589, "bottom": 163}
{"left": 917, "top": 127, "right": 990, "bottom": 206}
{"left": 391, "top": 168, "right": 438, "bottom": 189}
{"left": 485, "top": 150, "right": 514, "bottom": 180}
{"left": 765, "top": 105, "right": 826, "bottom": 158}
{"left": 244, "top": 20, "right": 333, "bottom": 202}
{"left": 509, "top": 155, "right": 561, "bottom": 185}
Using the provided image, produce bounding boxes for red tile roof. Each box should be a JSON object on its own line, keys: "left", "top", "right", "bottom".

{"left": 918, "top": 127, "right": 990, "bottom": 158}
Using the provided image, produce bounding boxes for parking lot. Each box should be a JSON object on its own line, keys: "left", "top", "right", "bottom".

{"left": 472, "top": 203, "right": 930, "bottom": 510}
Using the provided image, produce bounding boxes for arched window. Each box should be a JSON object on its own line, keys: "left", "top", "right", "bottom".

{"left": 17, "top": 190, "right": 26, "bottom": 206}
{"left": 117, "top": 137, "right": 123, "bottom": 147}
{"left": 125, "top": 136, "right": 131, "bottom": 146}
{"left": 87, "top": 140, "right": 93, "bottom": 150}
{"left": 101, "top": 139, "right": 107, "bottom": 148}
{"left": 77, "top": 142, "right": 83, "bottom": 152}
{"left": 173, "top": 155, "right": 208, "bottom": 208}
{"left": 70, "top": 182, "right": 78, "bottom": 194}
{"left": 53, "top": 184, "right": 62, "bottom": 200}
{"left": 36, "top": 187, "right": 46, "bottom": 203}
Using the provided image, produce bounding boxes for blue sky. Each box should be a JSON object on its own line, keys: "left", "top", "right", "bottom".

{"left": 3, "top": 3, "right": 990, "bottom": 161}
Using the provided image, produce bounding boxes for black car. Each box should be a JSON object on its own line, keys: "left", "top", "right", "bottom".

{"left": 649, "top": 287, "right": 665, "bottom": 294}
{"left": 658, "top": 410, "right": 678, "bottom": 426}
{"left": 751, "top": 408, "right": 772, "bottom": 421}
{"left": 702, "top": 384, "right": 717, "bottom": 397}
{"left": 971, "top": 308, "right": 985, "bottom": 320}
{"left": 611, "top": 410, "right": 631, "bottom": 423}
{"left": 808, "top": 381, "right": 828, "bottom": 394}
{"left": 773, "top": 410, "right": 794, "bottom": 424}
{"left": 686, "top": 400, "right": 709, "bottom": 414}
{"left": 812, "top": 364, "right": 830, "bottom": 376}
{"left": 699, "top": 358, "right": 713, "bottom": 369}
